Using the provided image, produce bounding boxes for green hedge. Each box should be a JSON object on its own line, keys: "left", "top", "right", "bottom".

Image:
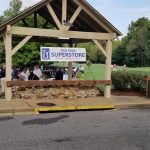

{"left": 111, "top": 70, "right": 150, "bottom": 95}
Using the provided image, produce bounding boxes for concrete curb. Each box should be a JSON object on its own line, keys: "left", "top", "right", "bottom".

{"left": 34, "top": 105, "right": 115, "bottom": 113}
{"left": 115, "top": 104, "right": 150, "bottom": 109}
{"left": 0, "top": 109, "right": 14, "bottom": 114}
{"left": 0, "top": 108, "right": 38, "bottom": 116}
{"left": 1, "top": 103, "right": 150, "bottom": 116}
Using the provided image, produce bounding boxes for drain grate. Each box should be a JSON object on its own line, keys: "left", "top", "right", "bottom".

{"left": 37, "top": 102, "right": 56, "bottom": 107}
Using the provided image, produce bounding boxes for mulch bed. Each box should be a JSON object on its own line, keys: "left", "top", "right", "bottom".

{"left": 111, "top": 90, "right": 140, "bottom": 96}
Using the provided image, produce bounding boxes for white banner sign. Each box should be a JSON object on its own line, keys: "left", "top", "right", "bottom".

{"left": 41, "top": 47, "right": 86, "bottom": 62}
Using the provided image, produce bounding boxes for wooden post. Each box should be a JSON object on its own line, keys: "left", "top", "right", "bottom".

{"left": 104, "top": 40, "right": 112, "bottom": 98}
{"left": 5, "top": 25, "right": 12, "bottom": 101}
{"left": 34, "top": 12, "right": 37, "bottom": 28}
{"left": 62, "top": 0, "right": 67, "bottom": 25}
{"left": 68, "top": 39, "right": 73, "bottom": 80}
{"left": 68, "top": 62, "right": 72, "bottom": 80}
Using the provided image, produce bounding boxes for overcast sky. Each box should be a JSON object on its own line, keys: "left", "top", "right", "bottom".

{"left": 0, "top": 0, "right": 150, "bottom": 36}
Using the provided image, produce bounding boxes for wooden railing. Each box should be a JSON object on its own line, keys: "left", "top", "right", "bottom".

{"left": 7, "top": 80, "right": 111, "bottom": 87}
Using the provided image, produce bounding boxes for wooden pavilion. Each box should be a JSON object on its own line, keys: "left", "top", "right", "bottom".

{"left": 0, "top": 0, "right": 122, "bottom": 101}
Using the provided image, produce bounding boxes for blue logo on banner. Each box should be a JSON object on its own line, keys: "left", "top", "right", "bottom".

{"left": 42, "top": 48, "right": 50, "bottom": 60}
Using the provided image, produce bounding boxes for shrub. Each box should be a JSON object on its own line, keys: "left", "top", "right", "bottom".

{"left": 96, "top": 84, "right": 105, "bottom": 96}
{"left": 111, "top": 70, "right": 150, "bottom": 95}
{"left": 128, "top": 71, "right": 148, "bottom": 95}
{"left": 111, "top": 71, "right": 130, "bottom": 91}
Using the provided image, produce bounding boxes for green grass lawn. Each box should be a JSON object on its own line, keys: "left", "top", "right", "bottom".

{"left": 81, "top": 64, "right": 150, "bottom": 80}
{"left": 52, "top": 62, "right": 82, "bottom": 68}
{"left": 127, "top": 67, "right": 150, "bottom": 71}
{"left": 52, "top": 62, "right": 150, "bottom": 80}
{"left": 81, "top": 64, "right": 105, "bottom": 80}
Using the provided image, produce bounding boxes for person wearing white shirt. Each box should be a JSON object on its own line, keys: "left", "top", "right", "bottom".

{"left": 33, "top": 65, "right": 42, "bottom": 80}
{"left": 19, "top": 69, "right": 29, "bottom": 81}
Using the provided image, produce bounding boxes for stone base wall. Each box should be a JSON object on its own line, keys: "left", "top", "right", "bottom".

{"left": 12, "top": 86, "right": 101, "bottom": 99}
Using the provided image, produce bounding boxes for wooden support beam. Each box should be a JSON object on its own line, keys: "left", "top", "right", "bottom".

{"left": 12, "top": 36, "right": 90, "bottom": 43}
{"left": 65, "top": 6, "right": 82, "bottom": 30}
{"left": 5, "top": 25, "right": 12, "bottom": 101}
{"left": 93, "top": 39, "right": 107, "bottom": 58}
{"left": 73, "top": 0, "right": 112, "bottom": 33}
{"left": 11, "top": 26, "right": 116, "bottom": 40}
{"left": 12, "top": 35, "right": 32, "bottom": 55}
{"left": 68, "top": 62, "right": 72, "bottom": 80}
{"left": 34, "top": 12, "right": 37, "bottom": 28}
{"left": 104, "top": 40, "right": 112, "bottom": 98}
{"left": 46, "top": 4, "right": 62, "bottom": 29}
{"left": 62, "top": 0, "right": 67, "bottom": 25}
{"left": 7, "top": 80, "right": 111, "bottom": 87}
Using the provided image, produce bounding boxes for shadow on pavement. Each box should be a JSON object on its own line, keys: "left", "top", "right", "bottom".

{"left": 22, "top": 115, "right": 69, "bottom": 125}
{"left": 0, "top": 116, "right": 14, "bottom": 121}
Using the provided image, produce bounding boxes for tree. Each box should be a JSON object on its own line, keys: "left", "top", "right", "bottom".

{"left": 3, "top": 0, "right": 22, "bottom": 20}
{"left": 125, "top": 17, "right": 150, "bottom": 67}
{"left": 113, "top": 17, "right": 150, "bottom": 67}
{"left": 112, "top": 40, "right": 126, "bottom": 65}
{"left": 0, "top": 0, "right": 56, "bottom": 66}
{"left": 0, "top": 0, "right": 22, "bottom": 65}
{"left": 78, "top": 42, "right": 105, "bottom": 64}
{"left": 0, "top": 16, "right": 4, "bottom": 24}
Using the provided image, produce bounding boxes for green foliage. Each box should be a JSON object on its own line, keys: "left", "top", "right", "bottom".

{"left": 76, "top": 70, "right": 82, "bottom": 78}
{"left": 77, "top": 42, "right": 105, "bottom": 64}
{"left": 112, "top": 40, "right": 126, "bottom": 65}
{"left": 113, "top": 17, "right": 150, "bottom": 67}
{"left": 17, "top": 13, "right": 53, "bottom": 29}
{"left": 86, "top": 60, "right": 92, "bottom": 66}
{"left": 12, "top": 42, "right": 39, "bottom": 67}
{"left": 112, "top": 70, "right": 150, "bottom": 95}
{"left": 0, "top": 52, "right": 5, "bottom": 64}
{"left": 0, "top": 16, "right": 4, "bottom": 24}
{"left": 128, "top": 71, "right": 147, "bottom": 93}
{"left": 111, "top": 71, "right": 130, "bottom": 91}
{"left": 12, "top": 42, "right": 59, "bottom": 67}
{"left": 3, "top": 0, "right": 22, "bottom": 20}
{"left": 125, "top": 18, "right": 150, "bottom": 67}
{"left": 0, "top": 0, "right": 22, "bottom": 64}
{"left": 0, "top": 0, "right": 62, "bottom": 66}
{"left": 96, "top": 84, "right": 104, "bottom": 96}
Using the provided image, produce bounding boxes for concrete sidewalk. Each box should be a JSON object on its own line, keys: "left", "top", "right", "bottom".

{"left": 0, "top": 96, "right": 150, "bottom": 116}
